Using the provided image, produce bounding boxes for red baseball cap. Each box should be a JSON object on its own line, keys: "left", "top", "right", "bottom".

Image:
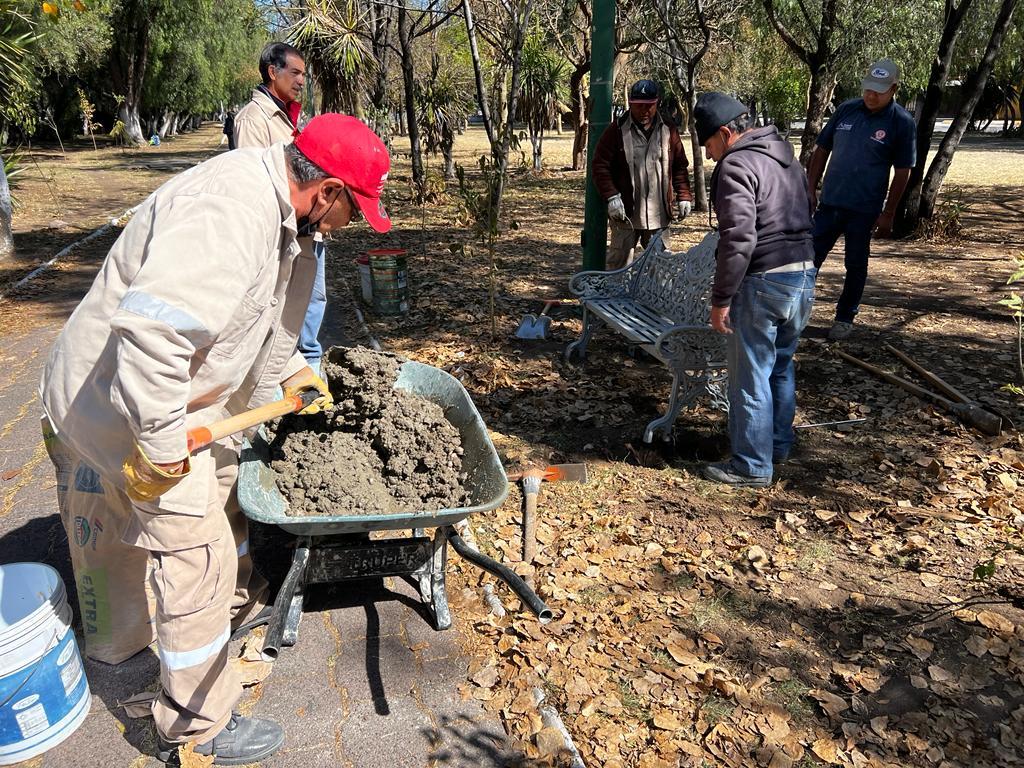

{"left": 294, "top": 114, "right": 392, "bottom": 233}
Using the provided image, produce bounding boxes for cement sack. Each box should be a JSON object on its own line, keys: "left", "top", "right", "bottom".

{"left": 42, "top": 417, "right": 156, "bottom": 664}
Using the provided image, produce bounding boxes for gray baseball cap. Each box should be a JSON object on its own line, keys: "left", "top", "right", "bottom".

{"left": 862, "top": 59, "right": 900, "bottom": 93}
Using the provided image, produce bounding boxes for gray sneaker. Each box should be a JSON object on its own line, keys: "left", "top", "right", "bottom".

{"left": 700, "top": 462, "right": 772, "bottom": 488}
{"left": 828, "top": 321, "right": 854, "bottom": 341}
{"left": 157, "top": 713, "right": 284, "bottom": 766}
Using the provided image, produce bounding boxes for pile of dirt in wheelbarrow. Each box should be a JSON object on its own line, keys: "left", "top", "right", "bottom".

{"left": 266, "top": 346, "right": 469, "bottom": 517}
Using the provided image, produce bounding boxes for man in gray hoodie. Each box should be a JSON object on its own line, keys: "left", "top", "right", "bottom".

{"left": 694, "top": 93, "right": 817, "bottom": 487}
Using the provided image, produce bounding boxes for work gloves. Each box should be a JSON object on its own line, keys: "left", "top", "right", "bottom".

{"left": 676, "top": 200, "right": 692, "bottom": 220}
{"left": 282, "top": 366, "right": 334, "bottom": 415}
{"left": 122, "top": 444, "right": 190, "bottom": 503}
{"left": 606, "top": 194, "right": 627, "bottom": 222}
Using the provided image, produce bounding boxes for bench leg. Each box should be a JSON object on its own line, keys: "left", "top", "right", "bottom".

{"left": 565, "top": 305, "right": 599, "bottom": 362}
{"left": 644, "top": 372, "right": 687, "bottom": 443}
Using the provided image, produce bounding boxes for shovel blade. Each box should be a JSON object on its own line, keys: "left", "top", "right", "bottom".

{"left": 515, "top": 314, "right": 551, "bottom": 340}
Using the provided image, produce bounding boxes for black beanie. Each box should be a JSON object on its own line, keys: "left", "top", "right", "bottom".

{"left": 694, "top": 92, "right": 748, "bottom": 145}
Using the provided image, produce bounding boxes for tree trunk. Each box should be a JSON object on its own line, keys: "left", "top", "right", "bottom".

{"left": 158, "top": 109, "right": 173, "bottom": 139}
{"left": 118, "top": 102, "right": 147, "bottom": 145}
{"left": 918, "top": 0, "right": 1018, "bottom": 221}
{"left": 685, "top": 91, "right": 708, "bottom": 213}
{"left": 898, "top": 0, "right": 974, "bottom": 233}
{"left": 569, "top": 61, "right": 590, "bottom": 170}
{"left": 109, "top": 2, "right": 151, "bottom": 147}
{"left": 800, "top": 63, "right": 837, "bottom": 164}
{"left": 463, "top": 0, "right": 496, "bottom": 147}
{"left": 442, "top": 133, "right": 455, "bottom": 180}
{"left": 398, "top": 5, "right": 425, "bottom": 197}
{"left": 530, "top": 133, "right": 543, "bottom": 172}
{"left": 490, "top": 0, "right": 536, "bottom": 218}
{"left": 0, "top": 159, "right": 13, "bottom": 260}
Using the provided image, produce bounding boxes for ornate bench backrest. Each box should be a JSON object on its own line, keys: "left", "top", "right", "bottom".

{"left": 629, "top": 231, "right": 720, "bottom": 326}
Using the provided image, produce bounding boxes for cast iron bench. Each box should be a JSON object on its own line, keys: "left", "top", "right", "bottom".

{"left": 564, "top": 231, "right": 728, "bottom": 442}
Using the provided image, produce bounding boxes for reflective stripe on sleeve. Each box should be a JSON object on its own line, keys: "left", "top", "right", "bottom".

{"left": 158, "top": 625, "right": 230, "bottom": 671}
{"left": 118, "top": 290, "right": 212, "bottom": 347}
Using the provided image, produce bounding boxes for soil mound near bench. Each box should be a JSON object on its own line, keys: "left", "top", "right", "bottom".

{"left": 268, "top": 347, "right": 468, "bottom": 517}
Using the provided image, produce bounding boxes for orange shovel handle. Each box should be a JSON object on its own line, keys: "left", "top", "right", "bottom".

{"left": 185, "top": 393, "right": 310, "bottom": 453}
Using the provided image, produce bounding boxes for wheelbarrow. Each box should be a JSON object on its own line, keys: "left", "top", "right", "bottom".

{"left": 238, "top": 360, "right": 551, "bottom": 660}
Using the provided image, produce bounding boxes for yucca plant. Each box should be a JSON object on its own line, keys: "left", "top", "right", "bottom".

{"left": 288, "top": 0, "right": 373, "bottom": 116}
{"left": 417, "top": 53, "right": 475, "bottom": 181}
{"left": 519, "top": 30, "right": 567, "bottom": 172}
{"left": 0, "top": 1, "right": 38, "bottom": 131}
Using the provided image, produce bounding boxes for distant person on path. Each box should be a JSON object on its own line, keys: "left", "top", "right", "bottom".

{"left": 694, "top": 93, "right": 816, "bottom": 488}
{"left": 592, "top": 79, "right": 693, "bottom": 270}
{"left": 235, "top": 42, "right": 329, "bottom": 379}
{"left": 807, "top": 58, "right": 916, "bottom": 340}
{"left": 221, "top": 110, "right": 235, "bottom": 149}
{"left": 39, "top": 114, "right": 391, "bottom": 764}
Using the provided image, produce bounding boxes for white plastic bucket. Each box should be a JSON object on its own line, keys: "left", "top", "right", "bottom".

{"left": 355, "top": 257, "right": 373, "bottom": 303}
{"left": 0, "top": 563, "right": 90, "bottom": 764}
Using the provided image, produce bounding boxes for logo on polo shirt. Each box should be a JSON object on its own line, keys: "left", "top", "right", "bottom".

{"left": 871, "top": 129, "right": 887, "bottom": 143}
{"left": 837, "top": 122, "right": 854, "bottom": 131}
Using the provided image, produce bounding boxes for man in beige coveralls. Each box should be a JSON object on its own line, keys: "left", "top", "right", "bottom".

{"left": 40, "top": 114, "right": 392, "bottom": 764}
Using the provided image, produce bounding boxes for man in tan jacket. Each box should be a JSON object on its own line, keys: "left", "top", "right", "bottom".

{"left": 40, "top": 114, "right": 391, "bottom": 765}
{"left": 235, "top": 43, "right": 330, "bottom": 379}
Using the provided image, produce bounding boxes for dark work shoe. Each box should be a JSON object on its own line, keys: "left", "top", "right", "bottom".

{"left": 157, "top": 713, "right": 285, "bottom": 766}
{"left": 701, "top": 462, "right": 772, "bottom": 488}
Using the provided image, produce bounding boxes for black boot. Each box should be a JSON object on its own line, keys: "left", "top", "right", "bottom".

{"left": 157, "top": 713, "right": 284, "bottom": 766}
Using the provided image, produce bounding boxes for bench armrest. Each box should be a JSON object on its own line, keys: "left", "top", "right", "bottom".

{"left": 568, "top": 263, "right": 638, "bottom": 299}
{"left": 655, "top": 325, "right": 728, "bottom": 369}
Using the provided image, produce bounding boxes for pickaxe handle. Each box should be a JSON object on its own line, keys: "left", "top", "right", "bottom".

{"left": 884, "top": 344, "right": 972, "bottom": 404}
{"left": 837, "top": 350, "right": 1001, "bottom": 436}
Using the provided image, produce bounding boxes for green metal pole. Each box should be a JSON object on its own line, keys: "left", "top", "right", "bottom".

{"left": 581, "top": 0, "right": 615, "bottom": 271}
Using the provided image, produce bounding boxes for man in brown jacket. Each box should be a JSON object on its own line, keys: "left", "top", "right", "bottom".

{"left": 592, "top": 79, "right": 693, "bottom": 270}
{"left": 40, "top": 114, "right": 391, "bottom": 765}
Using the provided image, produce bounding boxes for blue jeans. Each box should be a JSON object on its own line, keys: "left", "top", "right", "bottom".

{"left": 727, "top": 267, "right": 817, "bottom": 478}
{"left": 299, "top": 239, "right": 327, "bottom": 369}
{"left": 812, "top": 204, "right": 876, "bottom": 323}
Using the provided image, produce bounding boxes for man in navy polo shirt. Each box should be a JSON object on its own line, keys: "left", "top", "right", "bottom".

{"left": 807, "top": 58, "right": 916, "bottom": 340}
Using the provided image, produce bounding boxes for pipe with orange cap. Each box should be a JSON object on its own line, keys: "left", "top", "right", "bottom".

{"left": 185, "top": 390, "right": 319, "bottom": 453}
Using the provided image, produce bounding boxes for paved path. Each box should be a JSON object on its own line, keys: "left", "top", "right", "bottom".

{"left": 0, "top": 208, "right": 511, "bottom": 767}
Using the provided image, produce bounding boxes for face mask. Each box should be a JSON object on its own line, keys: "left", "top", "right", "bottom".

{"left": 296, "top": 188, "right": 340, "bottom": 237}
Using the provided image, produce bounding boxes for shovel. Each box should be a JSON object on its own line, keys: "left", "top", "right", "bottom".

{"left": 515, "top": 300, "right": 560, "bottom": 340}
{"left": 185, "top": 390, "right": 320, "bottom": 453}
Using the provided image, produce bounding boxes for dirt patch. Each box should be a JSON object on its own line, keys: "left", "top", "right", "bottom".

{"left": 268, "top": 346, "right": 468, "bottom": 516}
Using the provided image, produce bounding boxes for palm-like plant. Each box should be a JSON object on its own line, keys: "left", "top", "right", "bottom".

{"left": 288, "top": 0, "right": 373, "bottom": 116}
{"left": 519, "top": 30, "right": 567, "bottom": 172}
{"left": 417, "top": 53, "right": 475, "bottom": 180}
{"left": 1, "top": 1, "right": 37, "bottom": 126}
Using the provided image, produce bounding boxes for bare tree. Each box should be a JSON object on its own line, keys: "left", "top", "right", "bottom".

{"left": 463, "top": 0, "right": 537, "bottom": 219}
{"left": 632, "top": 0, "right": 734, "bottom": 212}
{"left": 760, "top": 0, "right": 898, "bottom": 163}
{"left": 914, "top": 0, "right": 1019, "bottom": 223}
{"left": 897, "top": 0, "right": 976, "bottom": 233}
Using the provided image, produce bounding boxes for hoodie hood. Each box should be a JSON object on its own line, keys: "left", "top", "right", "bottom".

{"left": 722, "top": 125, "right": 795, "bottom": 167}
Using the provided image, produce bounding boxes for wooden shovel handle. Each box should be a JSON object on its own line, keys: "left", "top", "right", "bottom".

{"left": 884, "top": 343, "right": 972, "bottom": 404}
{"left": 185, "top": 392, "right": 312, "bottom": 453}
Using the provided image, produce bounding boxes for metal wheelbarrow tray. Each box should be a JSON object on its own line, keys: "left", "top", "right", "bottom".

{"left": 237, "top": 360, "right": 516, "bottom": 658}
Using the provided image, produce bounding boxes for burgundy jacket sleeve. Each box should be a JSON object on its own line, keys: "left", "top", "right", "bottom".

{"left": 592, "top": 125, "right": 621, "bottom": 201}
{"left": 669, "top": 126, "right": 693, "bottom": 202}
